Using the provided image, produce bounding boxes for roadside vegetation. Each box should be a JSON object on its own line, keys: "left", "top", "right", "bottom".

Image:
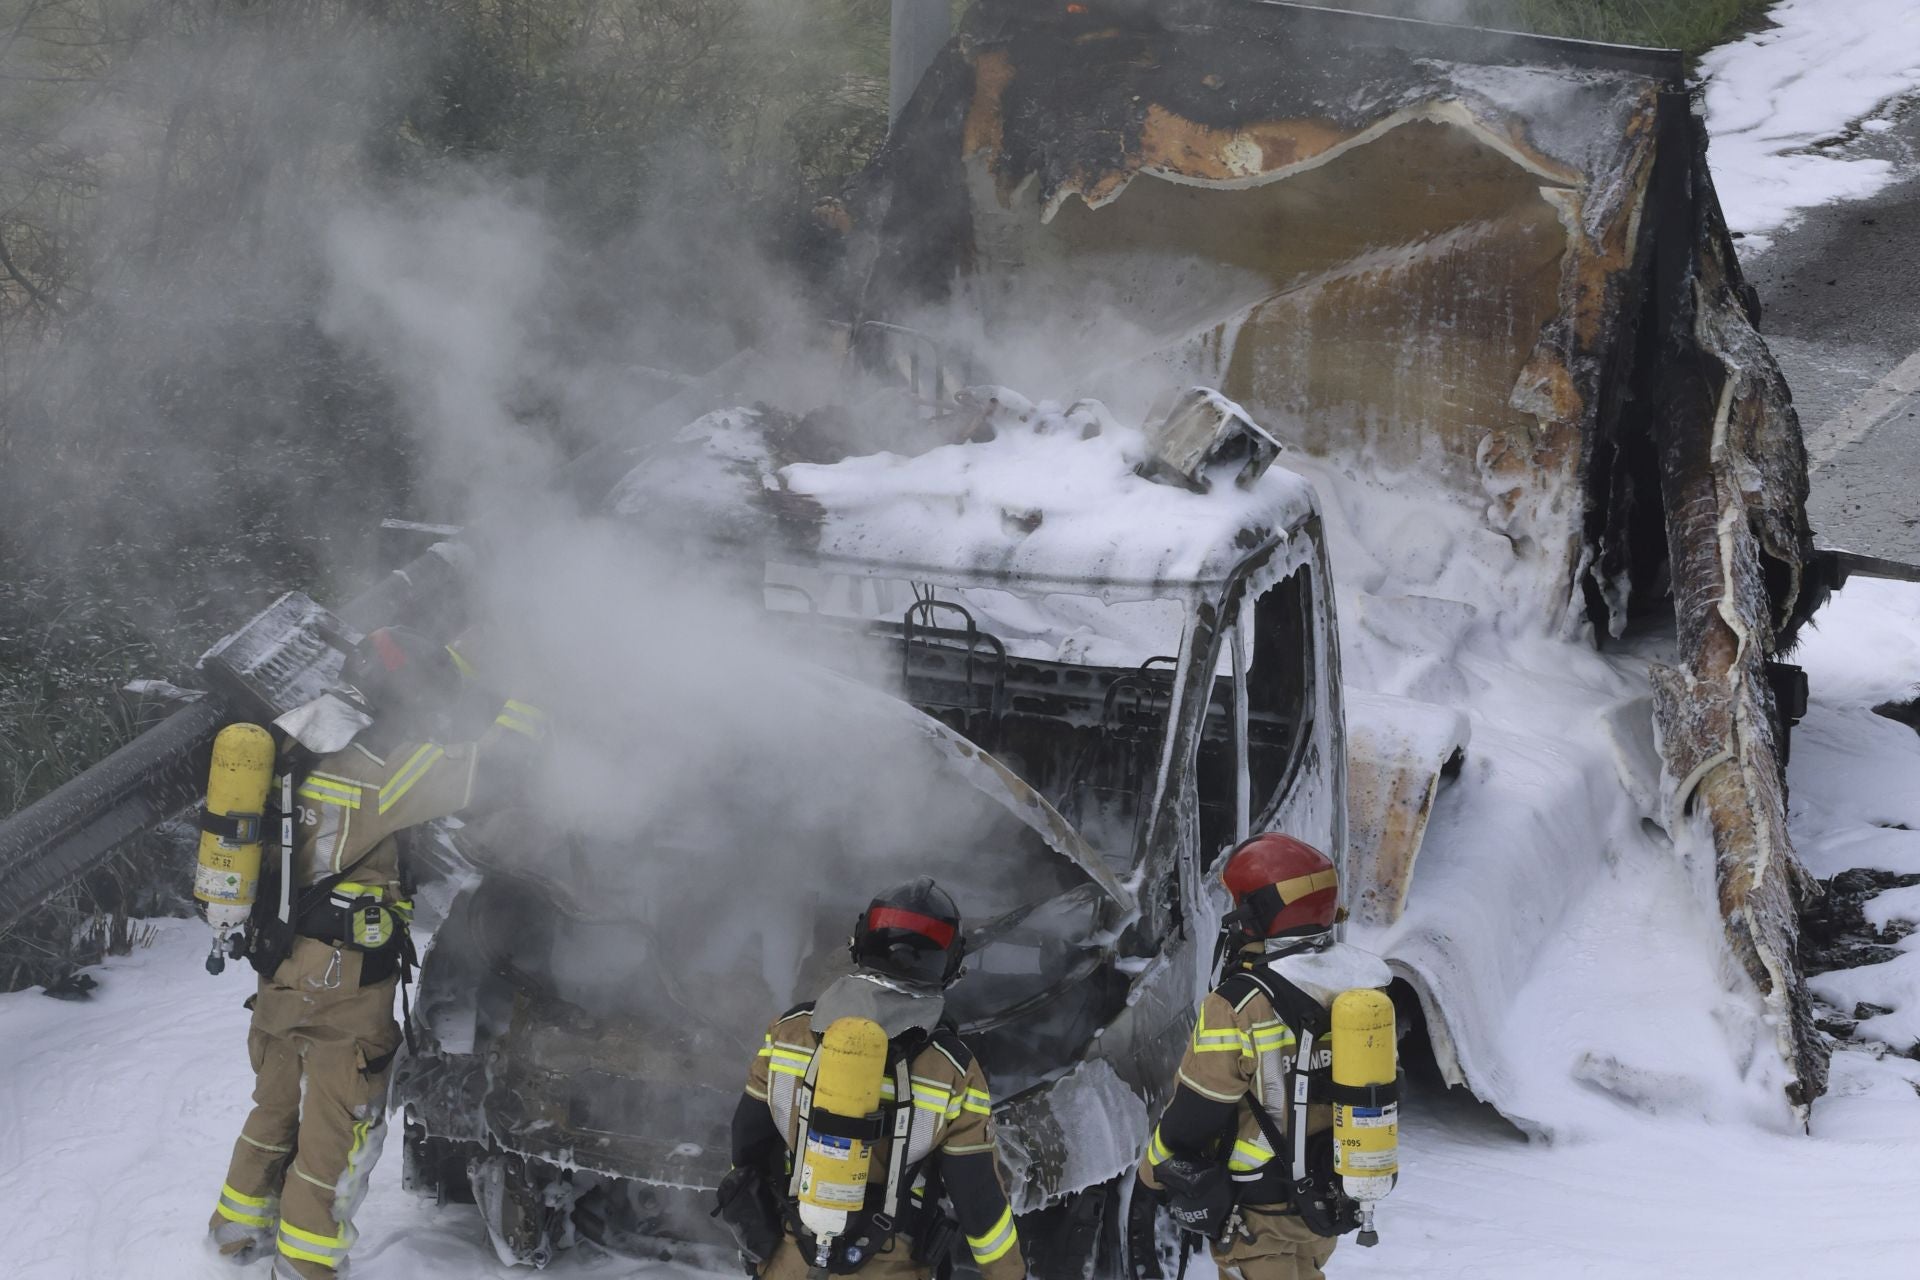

{"left": 1330, "top": 0, "right": 1775, "bottom": 55}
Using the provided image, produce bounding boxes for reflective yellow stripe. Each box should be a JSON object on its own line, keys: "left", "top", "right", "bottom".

{"left": 279, "top": 1220, "right": 348, "bottom": 1247}
{"left": 1147, "top": 1128, "right": 1172, "bottom": 1165}
{"left": 216, "top": 1183, "right": 275, "bottom": 1228}
{"left": 333, "top": 882, "right": 385, "bottom": 900}
{"left": 496, "top": 713, "right": 543, "bottom": 738}
{"left": 1252, "top": 1022, "right": 1295, "bottom": 1052}
{"left": 962, "top": 1087, "right": 993, "bottom": 1116}
{"left": 343, "top": 1116, "right": 378, "bottom": 1209}
{"left": 446, "top": 645, "right": 478, "bottom": 679}
{"left": 768, "top": 1062, "right": 807, "bottom": 1078}
{"left": 277, "top": 1239, "right": 339, "bottom": 1266}
{"left": 277, "top": 1218, "right": 350, "bottom": 1265}
{"left": 1229, "top": 1139, "right": 1273, "bottom": 1172}
{"left": 967, "top": 1207, "right": 1018, "bottom": 1264}
{"left": 1193, "top": 1027, "right": 1251, "bottom": 1055}
{"left": 297, "top": 779, "right": 361, "bottom": 809}
{"left": 496, "top": 699, "right": 549, "bottom": 739}
{"left": 378, "top": 745, "right": 444, "bottom": 815}
{"left": 496, "top": 699, "right": 549, "bottom": 741}
{"left": 1273, "top": 868, "right": 1339, "bottom": 904}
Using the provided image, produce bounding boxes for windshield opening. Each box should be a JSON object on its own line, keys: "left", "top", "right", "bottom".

{"left": 761, "top": 564, "right": 1190, "bottom": 877}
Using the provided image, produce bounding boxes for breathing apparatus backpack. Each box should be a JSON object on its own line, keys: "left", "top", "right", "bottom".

{"left": 230, "top": 747, "right": 415, "bottom": 987}
{"left": 1219, "top": 967, "right": 1366, "bottom": 1239}
{"left": 766, "top": 1012, "right": 967, "bottom": 1275}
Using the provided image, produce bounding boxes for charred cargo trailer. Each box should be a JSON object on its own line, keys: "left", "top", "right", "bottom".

{"left": 818, "top": 0, "right": 1827, "bottom": 1110}
{"left": 395, "top": 391, "right": 1349, "bottom": 1271}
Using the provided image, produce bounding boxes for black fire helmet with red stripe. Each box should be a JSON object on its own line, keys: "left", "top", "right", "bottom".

{"left": 850, "top": 877, "right": 966, "bottom": 989}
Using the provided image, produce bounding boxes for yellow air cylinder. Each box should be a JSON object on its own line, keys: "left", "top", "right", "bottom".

{"left": 796, "top": 1016, "right": 889, "bottom": 1255}
{"left": 1331, "top": 987, "right": 1398, "bottom": 1245}
{"left": 192, "top": 723, "right": 276, "bottom": 935}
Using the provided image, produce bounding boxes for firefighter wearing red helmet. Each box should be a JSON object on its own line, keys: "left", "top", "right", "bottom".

{"left": 718, "top": 878, "right": 1027, "bottom": 1280}
{"left": 1136, "top": 834, "right": 1392, "bottom": 1280}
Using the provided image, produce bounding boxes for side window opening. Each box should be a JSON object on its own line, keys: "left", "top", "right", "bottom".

{"left": 1194, "top": 565, "right": 1316, "bottom": 866}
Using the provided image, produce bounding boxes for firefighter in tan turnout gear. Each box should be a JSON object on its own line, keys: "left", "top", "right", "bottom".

{"left": 1138, "top": 835, "right": 1395, "bottom": 1280}
{"left": 206, "top": 626, "right": 547, "bottom": 1277}
{"left": 716, "top": 879, "right": 1026, "bottom": 1280}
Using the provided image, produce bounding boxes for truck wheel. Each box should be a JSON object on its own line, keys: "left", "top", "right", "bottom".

{"left": 1114, "top": 1172, "right": 1170, "bottom": 1280}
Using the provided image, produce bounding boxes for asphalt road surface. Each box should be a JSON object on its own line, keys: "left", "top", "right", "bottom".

{"left": 1745, "top": 99, "right": 1920, "bottom": 564}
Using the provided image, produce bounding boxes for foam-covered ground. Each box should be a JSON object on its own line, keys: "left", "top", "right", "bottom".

{"left": 1702, "top": 0, "right": 1920, "bottom": 250}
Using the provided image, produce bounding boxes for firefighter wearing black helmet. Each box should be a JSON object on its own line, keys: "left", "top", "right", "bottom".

{"left": 718, "top": 878, "right": 1027, "bottom": 1280}
{"left": 207, "top": 626, "right": 548, "bottom": 1278}
{"left": 1136, "top": 834, "right": 1392, "bottom": 1280}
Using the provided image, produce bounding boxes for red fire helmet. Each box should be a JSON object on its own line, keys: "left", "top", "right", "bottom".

{"left": 1221, "top": 833, "right": 1339, "bottom": 939}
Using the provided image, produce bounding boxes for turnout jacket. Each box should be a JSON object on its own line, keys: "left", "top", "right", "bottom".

{"left": 1139, "top": 942, "right": 1390, "bottom": 1201}
{"left": 733, "top": 983, "right": 1025, "bottom": 1280}
{"left": 287, "top": 698, "right": 550, "bottom": 897}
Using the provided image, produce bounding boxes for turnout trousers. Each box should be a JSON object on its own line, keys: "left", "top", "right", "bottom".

{"left": 208, "top": 937, "right": 401, "bottom": 1278}
{"left": 1211, "top": 1206, "right": 1337, "bottom": 1280}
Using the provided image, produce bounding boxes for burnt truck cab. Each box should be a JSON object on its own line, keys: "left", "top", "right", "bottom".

{"left": 392, "top": 389, "right": 1347, "bottom": 1272}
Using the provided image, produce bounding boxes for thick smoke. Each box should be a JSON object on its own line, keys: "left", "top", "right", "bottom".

{"left": 0, "top": 5, "right": 1076, "bottom": 996}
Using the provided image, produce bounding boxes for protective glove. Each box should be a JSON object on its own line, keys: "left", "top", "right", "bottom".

{"left": 1155, "top": 1155, "right": 1233, "bottom": 1241}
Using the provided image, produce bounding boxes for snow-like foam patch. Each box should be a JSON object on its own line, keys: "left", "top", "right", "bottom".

{"left": 1789, "top": 576, "right": 1920, "bottom": 1075}
{"left": 1702, "top": 0, "right": 1920, "bottom": 249}
{"left": 1282, "top": 449, "right": 1796, "bottom": 1136}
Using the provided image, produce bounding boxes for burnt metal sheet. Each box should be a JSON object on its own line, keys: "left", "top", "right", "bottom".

{"left": 1342, "top": 689, "right": 1469, "bottom": 929}
{"left": 1646, "top": 110, "right": 1825, "bottom": 1114}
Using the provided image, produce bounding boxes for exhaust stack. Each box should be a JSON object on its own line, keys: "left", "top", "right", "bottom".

{"left": 890, "top": 0, "right": 951, "bottom": 122}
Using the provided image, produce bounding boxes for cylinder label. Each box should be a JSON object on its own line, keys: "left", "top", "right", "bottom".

{"left": 800, "top": 1133, "right": 869, "bottom": 1208}
{"left": 1341, "top": 1149, "right": 1399, "bottom": 1173}
{"left": 194, "top": 862, "right": 254, "bottom": 905}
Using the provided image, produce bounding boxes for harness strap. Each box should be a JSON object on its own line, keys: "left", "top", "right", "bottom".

{"left": 278, "top": 771, "right": 295, "bottom": 924}
{"left": 1290, "top": 1026, "right": 1314, "bottom": 1179}
{"left": 878, "top": 1054, "right": 914, "bottom": 1228}
{"left": 787, "top": 1054, "right": 823, "bottom": 1201}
